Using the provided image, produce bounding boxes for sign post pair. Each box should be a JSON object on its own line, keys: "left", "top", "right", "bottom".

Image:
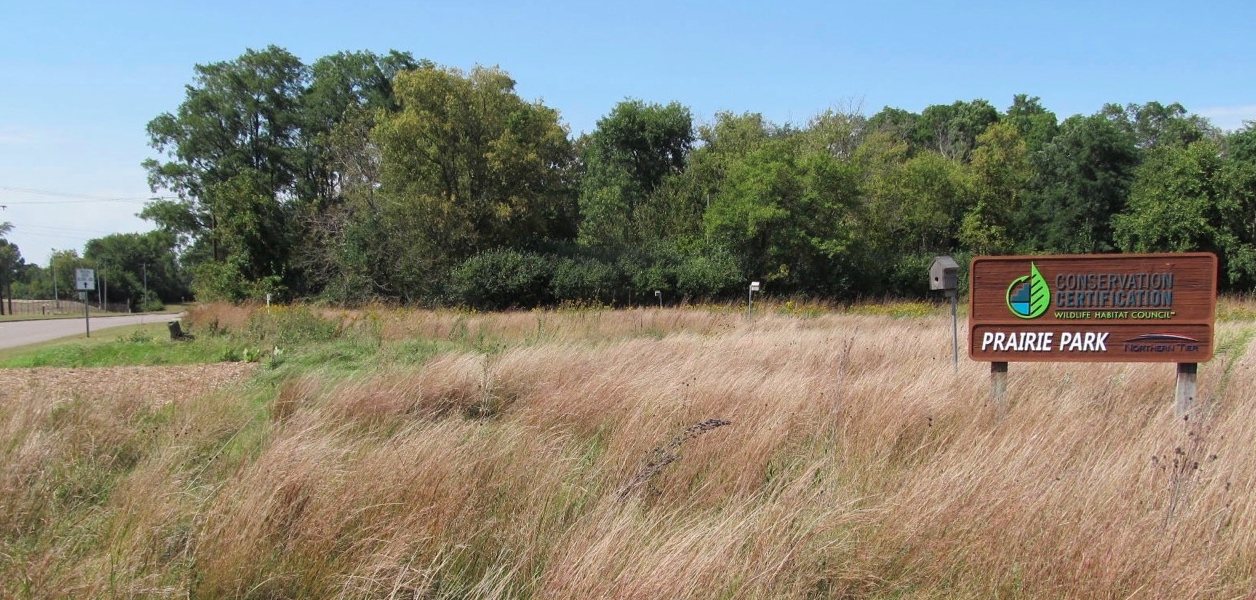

{"left": 968, "top": 253, "right": 1216, "bottom": 417}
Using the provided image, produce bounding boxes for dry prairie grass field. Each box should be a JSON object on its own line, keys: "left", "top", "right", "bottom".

{"left": 2, "top": 301, "right": 1255, "bottom": 598}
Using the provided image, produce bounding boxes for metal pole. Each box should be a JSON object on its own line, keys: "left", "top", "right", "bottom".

{"left": 83, "top": 291, "right": 90, "bottom": 338}
{"left": 747, "top": 289, "right": 753, "bottom": 318}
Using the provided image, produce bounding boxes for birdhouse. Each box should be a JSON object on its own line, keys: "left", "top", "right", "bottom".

{"left": 929, "top": 256, "right": 959, "bottom": 292}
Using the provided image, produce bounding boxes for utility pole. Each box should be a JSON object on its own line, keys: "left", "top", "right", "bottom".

{"left": 51, "top": 250, "right": 59, "bottom": 308}
{"left": 99, "top": 261, "right": 107, "bottom": 311}
{"left": 142, "top": 262, "right": 147, "bottom": 311}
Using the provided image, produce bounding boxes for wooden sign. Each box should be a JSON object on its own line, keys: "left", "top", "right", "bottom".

{"left": 969, "top": 253, "right": 1217, "bottom": 363}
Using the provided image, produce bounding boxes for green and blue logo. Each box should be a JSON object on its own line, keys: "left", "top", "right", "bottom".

{"left": 1006, "top": 262, "right": 1050, "bottom": 319}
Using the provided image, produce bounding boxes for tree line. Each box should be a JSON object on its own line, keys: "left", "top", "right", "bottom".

{"left": 7, "top": 45, "right": 1256, "bottom": 310}
{"left": 0, "top": 226, "right": 185, "bottom": 313}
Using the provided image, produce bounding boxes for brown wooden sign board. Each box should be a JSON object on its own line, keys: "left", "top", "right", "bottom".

{"left": 969, "top": 253, "right": 1217, "bottom": 363}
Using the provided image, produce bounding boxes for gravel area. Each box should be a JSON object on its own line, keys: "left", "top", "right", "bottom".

{"left": 0, "top": 363, "right": 259, "bottom": 407}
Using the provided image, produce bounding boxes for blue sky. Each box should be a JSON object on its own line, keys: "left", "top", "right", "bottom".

{"left": 2, "top": 0, "right": 1253, "bottom": 266}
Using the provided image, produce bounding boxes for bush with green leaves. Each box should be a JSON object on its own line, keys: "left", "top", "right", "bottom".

{"left": 674, "top": 248, "right": 741, "bottom": 300}
{"left": 550, "top": 257, "right": 619, "bottom": 305}
{"left": 451, "top": 249, "right": 555, "bottom": 310}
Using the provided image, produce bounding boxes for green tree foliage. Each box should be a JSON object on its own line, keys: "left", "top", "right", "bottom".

{"left": 287, "top": 51, "right": 423, "bottom": 300}
{"left": 141, "top": 48, "right": 1252, "bottom": 302}
{"left": 1116, "top": 138, "right": 1256, "bottom": 287}
{"left": 703, "top": 127, "right": 863, "bottom": 295}
{"left": 370, "top": 65, "right": 577, "bottom": 302}
{"left": 1228, "top": 123, "right": 1256, "bottom": 162}
{"left": 858, "top": 144, "right": 973, "bottom": 256}
{"left": 577, "top": 100, "right": 694, "bottom": 249}
{"left": 866, "top": 107, "right": 919, "bottom": 143}
{"left": 959, "top": 123, "right": 1033, "bottom": 254}
{"left": 143, "top": 46, "right": 307, "bottom": 299}
{"left": 1022, "top": 113, "right": 1140, "bottom": 253}
{"left": 1004, "top": 94, "right": 1059, "bottom": 153}
{"left": 294, "top": 103, "right": 393, "bottom": 304}
{"left": 83, "top": 231, "right": 187, "bottom": 309}
{"left": 1223, "top": 127, "right": 1256, "bottom": 284}
{"left": 451, "top": 249, "right": 555, "bottom": 310}
{"left": 1102, "top": 101, "right": 1217, "bottom": 150}
{"left": 550, "top": 256, "right": 620, "bottom": 305}
{"left": 0, "top": 228, "right": 20, "bottom": 315}
{"left": 297, "top": 50, "right": 421, "bottom": 203}
{"left": 47, "top": 250, "right": 89, "bottom": 301}
{"left": 680, "top": 111, "right": 780, "bottom": 242}
{"left": 914, "top": 99, "right": 1000, "bottom": 161}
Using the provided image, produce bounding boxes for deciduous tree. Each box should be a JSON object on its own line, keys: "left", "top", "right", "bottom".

{"left": 84, "top": 231, "right": 186, "bottom": 308}
{"left": 960, "top": 123, "right": 1032, "bottom": 254}
{"left": 143, "top": 45, "right": 308, "bottom": 299}
{"left": 578, "top": 100, "right": 693, "bottom": 249}
{"left": 370, "top": 65, "right": 576, "bottom": 301}
{"left": 1004, "top": 94, "right": 1058, "bottom": 153}
{"left": 1022, "top": 113, "right": 1139, "bottom": 253}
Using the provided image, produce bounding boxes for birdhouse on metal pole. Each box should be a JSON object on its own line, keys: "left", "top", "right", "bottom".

{"left": 929, "top": 256, "right": 960, "bottom": 297}
{"left": 930, "top": 256, "right": 961, "bottom": 373}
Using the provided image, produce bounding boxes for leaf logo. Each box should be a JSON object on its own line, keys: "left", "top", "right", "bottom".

{"left": 1005, "top": 262, "right": 1049, "bottom": 319}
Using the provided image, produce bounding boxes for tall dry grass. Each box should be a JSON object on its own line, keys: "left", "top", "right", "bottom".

{"left": 3, "top": 304, "right": 1256, "bottom": 598}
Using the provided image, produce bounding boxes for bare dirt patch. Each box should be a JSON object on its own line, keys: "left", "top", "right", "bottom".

{"left": 0, "top": 363, "right": 259, "bottom": 407}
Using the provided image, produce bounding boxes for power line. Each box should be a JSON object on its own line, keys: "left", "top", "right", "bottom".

{"left": 0, "top": 186, "right": 167, "bottom": 204}
{"left": 3, "top": 199, "right": 151, "bottom": 205}
{"left": 14, "top": 223, "right": 127, "bottom": 236}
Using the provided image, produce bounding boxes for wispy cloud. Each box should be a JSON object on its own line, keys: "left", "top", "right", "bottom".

{"left": 1196, "top": 105, "right": 1256, "bottom": 132}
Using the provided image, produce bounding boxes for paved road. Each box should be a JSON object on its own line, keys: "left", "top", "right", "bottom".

{"left": 0, "top": 314, "right": 183, "bottom": 350}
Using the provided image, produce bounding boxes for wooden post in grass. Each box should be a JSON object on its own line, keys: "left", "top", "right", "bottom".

{"left": 991, "top": 361, "right": 1008, "bottom": 412}
{"left": 1175, "top": 363, "right": 1197, "bottom": 419}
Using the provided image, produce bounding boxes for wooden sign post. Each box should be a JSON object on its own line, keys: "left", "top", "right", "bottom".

{"left": 969, "top": 253, "right": 1217, "bottom": 416}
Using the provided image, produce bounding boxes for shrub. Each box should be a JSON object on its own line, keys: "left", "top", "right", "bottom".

{"left": 674, "top": 249, "right": 741, "bottom": 300}
{"left": 451, "top": 250, "right": 555, "bottom": 310}
{"left": 550, "top": 257, "right": 619, "bottom": 305}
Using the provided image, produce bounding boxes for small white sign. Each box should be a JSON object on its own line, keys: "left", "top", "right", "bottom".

{"left": 75, "top": 268, "right": 96, "bottom": 292}
{"left": 750, "top": 281, "right": 761, "bottom": 292}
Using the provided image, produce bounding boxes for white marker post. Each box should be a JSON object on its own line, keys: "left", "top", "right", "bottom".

{"left": 748, "top": 281, "right": 761, "bottom": 318}
{"left": 75, "top": 268, "right": 96, "bottom": 337}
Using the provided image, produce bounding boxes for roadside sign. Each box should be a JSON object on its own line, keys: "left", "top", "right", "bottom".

{"left": 969, "top": 253, "right": 1216, "bottom": 363}
{"left": 75, "top": 268, "right": 96, "bottom": 292}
